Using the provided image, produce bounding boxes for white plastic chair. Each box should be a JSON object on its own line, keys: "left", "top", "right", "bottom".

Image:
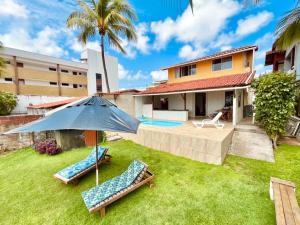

{"left": 192, "top": 112, "right": 224, "bottom": 129}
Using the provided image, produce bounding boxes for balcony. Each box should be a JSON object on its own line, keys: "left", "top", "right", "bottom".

{"left": 0, "top": 83, "right": 16, "bottom": 94}
{"left": 61, "top": 87, "right": 87, "bottom": 97}
{"left": 19, "top": 85, "right": 60, "bottom": 96}
{"left": 18, "top": 67, "right": 58, "bottom": 82}
{"left": 60, "top": 73, "right": 87, "bottom": 85}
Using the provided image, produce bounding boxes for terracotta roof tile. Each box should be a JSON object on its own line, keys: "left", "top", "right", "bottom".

{"left": 138, "top": 71, "right": 255, "bottom": 95}
{"left": 27, "top": 97, "right": 82, "bottom": 109}
{"left": 162, "top": 45, "right": 258, "bottom": 70}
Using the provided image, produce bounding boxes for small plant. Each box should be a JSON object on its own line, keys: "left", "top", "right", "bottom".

{"left": 34, "top": 139, "right": 62, "bottom": 155}
{"left": 0, "top": 91, "right": 17, "bottom": 115}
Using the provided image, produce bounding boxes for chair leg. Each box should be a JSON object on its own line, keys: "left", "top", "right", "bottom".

{"left": 147, "top": 180, "right": 154, "bottom": 188}
{"left": 100, "top": 207, "right": 105, "bottom": 218}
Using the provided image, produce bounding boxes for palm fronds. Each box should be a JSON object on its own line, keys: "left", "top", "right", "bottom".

{"left": 275, "top": 7, "right": 300, "bottom": 50}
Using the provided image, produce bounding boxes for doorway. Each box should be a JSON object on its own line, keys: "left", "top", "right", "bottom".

{"left": 195, "top": 93, "right": 206, "bottom": 116}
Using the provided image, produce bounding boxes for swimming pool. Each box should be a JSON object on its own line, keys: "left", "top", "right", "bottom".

{"left": 139, "top": 118, "right": 183, "bottom": 127}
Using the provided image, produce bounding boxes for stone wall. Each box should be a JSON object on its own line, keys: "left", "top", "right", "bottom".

{"left": 0, "top": 115, "right": 46, "bottom": 154}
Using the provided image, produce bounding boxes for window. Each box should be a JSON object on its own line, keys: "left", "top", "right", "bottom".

{"left": 175, "top": 64, "right": 196, "bottom": 78}
{"left": 212, "top": 56, "right": 232, "bottom": 71}
{"left": 4, "top": 77, "right": 13, "bottom": 82}
{"left": 16, "top": 62, "right": 23, "bottom": 67}
{"left": 49, "top": 67, "right": 56, "bottom": 71}
{"left": 61, "top": 69, "right": 69, "bottom": 73}
{"left": 78, "top": 72, "right": 82, "bottom": 75}
{"left": 49, "top": 82, "right": 57, "bottom": 86}
{"left": 73, "top": 84, "right": 78, "bottom": 88}
{"left": 72, "top": 71, "right": 77, "bottom": 75}
{"left": 18, "top": 79, "right": 25, "bottom": 85}
{"left": 61, "top": 83, "right": 69, "bottom": 86}
{"left": 96, "top": 73, "right": 102, "bottom": 79}
{"left": 225, "top": 91, "right": 234, "bottom": 107}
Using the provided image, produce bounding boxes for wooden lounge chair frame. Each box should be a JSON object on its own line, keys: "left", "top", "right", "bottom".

{"left": 54, "top": 148, "right": 111, "bottom": 185}
{"left": 88, "top": 161, "right": 154, "bottom": 218}
{"left": 270, "top": 177, "right": 300, "bottom": 225}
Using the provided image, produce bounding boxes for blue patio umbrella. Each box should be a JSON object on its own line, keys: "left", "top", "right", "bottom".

{"left": 5, "top": 96, "right": 140, "bottom": 184}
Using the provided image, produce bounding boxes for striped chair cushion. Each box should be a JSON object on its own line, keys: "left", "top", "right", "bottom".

{"left": 81, "top": 160, "right": 146, "bottom": 210}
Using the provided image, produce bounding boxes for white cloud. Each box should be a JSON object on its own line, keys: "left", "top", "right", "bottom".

{"left": 220, "top": 45, "right": 232, "bottom": 51}
{"left": 0, "top": 0, "right": 28, "bottom": 18}
{"left": 0, "top": 26, "right": 66, "bottom": 57}
{"left": 111, "top": 23, "right": 150, "bottom": 59}
{"left": 178, "top": 44, "right": 207, "bottom": 60}
{"left": 255, "top": 32, "right": 274, "bottom": 59}
{"left": 118, "top": 64, "right": 148, "bottom": 81}
{"left": 255, "top": 63, "right": 271, "bottom": 76}
{"left": 135, "top": 23, "right": 150, "bottom": 54}
{"left": 213, "top": 11, "right": 273, "bottom": 49}
{"left": 151, "top": 70, "right": 168, "bottom": 81}
{"left": 236, "top": 11, "right": 273, "bottom": 37}
{"left": 151, "top": 0, "right": 240, "bottom": 51}
{"left": 71, "top": 39, "right": 101, "bottom": 53}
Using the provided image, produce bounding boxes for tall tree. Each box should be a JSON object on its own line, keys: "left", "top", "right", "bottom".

{"left": 67, "top": 0, "right": 137, "bottom": 93}
{"left": 0, "top": 42, "right": 6, "bottom": 77}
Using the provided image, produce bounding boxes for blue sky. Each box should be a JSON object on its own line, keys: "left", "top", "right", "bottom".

{"left": 0, "top": 0, "right": 294, "bottom": 89}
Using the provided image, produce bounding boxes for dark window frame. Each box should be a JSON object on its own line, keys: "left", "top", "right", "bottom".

{"left": 212, "top": 56, "right": 232, "bottom": 71}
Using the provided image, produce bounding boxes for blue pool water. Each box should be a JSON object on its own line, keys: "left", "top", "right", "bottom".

{"left": 139, "top": 118, "right": 183, "bottom": 127}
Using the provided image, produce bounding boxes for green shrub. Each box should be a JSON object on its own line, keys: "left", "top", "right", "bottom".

{"left": 0, "top": 91, "right": 17, "bottom": 115}
{"left": 252, "top": 72, "right": 296, "bottom": 147}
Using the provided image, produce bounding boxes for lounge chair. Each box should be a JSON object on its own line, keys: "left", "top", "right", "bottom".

{"left": 81, "top": 160, "right": 154, "bottom": 218}
{"left": 54, "top": 147, "right": 111, "bottom": 184}
{"left": 192, "top": 112, "right": 224, "bottom": 129}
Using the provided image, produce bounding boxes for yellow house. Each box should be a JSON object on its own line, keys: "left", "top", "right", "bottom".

{"left": 135, "top": 45, "right": 258, "bottom": 126}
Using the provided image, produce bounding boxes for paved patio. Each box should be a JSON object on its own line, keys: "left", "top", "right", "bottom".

{"left": 119, "top": 121, "right": 234, "bottom": 165}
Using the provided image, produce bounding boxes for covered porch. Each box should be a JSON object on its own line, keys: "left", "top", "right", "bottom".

{"left": 134, "top": 72, "right": 255, "bottom": 126}
{"left": 134, "top": 87, "right": 253, "bottom": 126}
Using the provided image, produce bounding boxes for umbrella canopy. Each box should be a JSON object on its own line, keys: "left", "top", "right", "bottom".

{"left": 5, "top": 96, "right": 140, "bottom": 185}
{"left": 5, "top": 96, "right": 140, "bottom": 134}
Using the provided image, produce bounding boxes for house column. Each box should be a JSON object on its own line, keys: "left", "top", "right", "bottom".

{"left": 13, "top": 56, "right": 20, "bottom": 95}
{"left": 57, "top": 64, "right": 62, "bottom": 96}
{"left": 181, "top": 93, "right": 186, "bottom": 110}
{"left": 232, "top": 90, "right": 237, "bottom": 126}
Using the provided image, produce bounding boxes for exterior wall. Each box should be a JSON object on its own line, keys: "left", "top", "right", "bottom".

{"left": 104, "top": 94, "right": 136, "bottom": 117}
{"left": 0, "top": 115, "right": 47, "bottom": 153}
{"left": 168, "top": 51, "right": 253, "bottom": 84}
{"left": 206, "top": 91, "right": 225, "bottom": 115}
{"left": 82, "top": 49, "right": 119, "bottom": 95}
{"left": 12, "top": 95, "right": 71, "bottom": 114}
{"left": 135, "top": 96, "right": 152, "bottom": 118}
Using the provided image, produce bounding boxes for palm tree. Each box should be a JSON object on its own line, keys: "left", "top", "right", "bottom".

{"left": 0, "top": 42, "right": 6, "bottom": 77}
{"left": 67, "top": 0, "right": 137, "bottom": 93}
{"left": 275, "top": 6, "right": 300, "bottom": 50}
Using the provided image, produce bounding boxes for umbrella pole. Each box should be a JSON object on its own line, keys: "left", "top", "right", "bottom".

{"left": 95, "top": 130, "right": 99, "bottom": 185}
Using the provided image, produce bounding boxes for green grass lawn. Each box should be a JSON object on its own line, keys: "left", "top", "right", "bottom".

{"left": 0, "top": 140, "right": 299, "bottom": 225}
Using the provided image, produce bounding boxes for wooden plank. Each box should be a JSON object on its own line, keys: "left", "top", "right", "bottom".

{"left": 273, "top": 183, "right": 287, "bottom": 225}
{"left": 280, "top": 184, "right": 296, "bottom": 225}
{"left": 286, "top": 187, "right": 300, "bottom": 225}
{"left": 272, "top": 177, "right": 296, "bottom": 188}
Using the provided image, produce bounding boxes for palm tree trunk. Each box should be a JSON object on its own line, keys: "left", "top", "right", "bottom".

{"left": 100, "top": 35, "right": 110, "bottom": 93}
